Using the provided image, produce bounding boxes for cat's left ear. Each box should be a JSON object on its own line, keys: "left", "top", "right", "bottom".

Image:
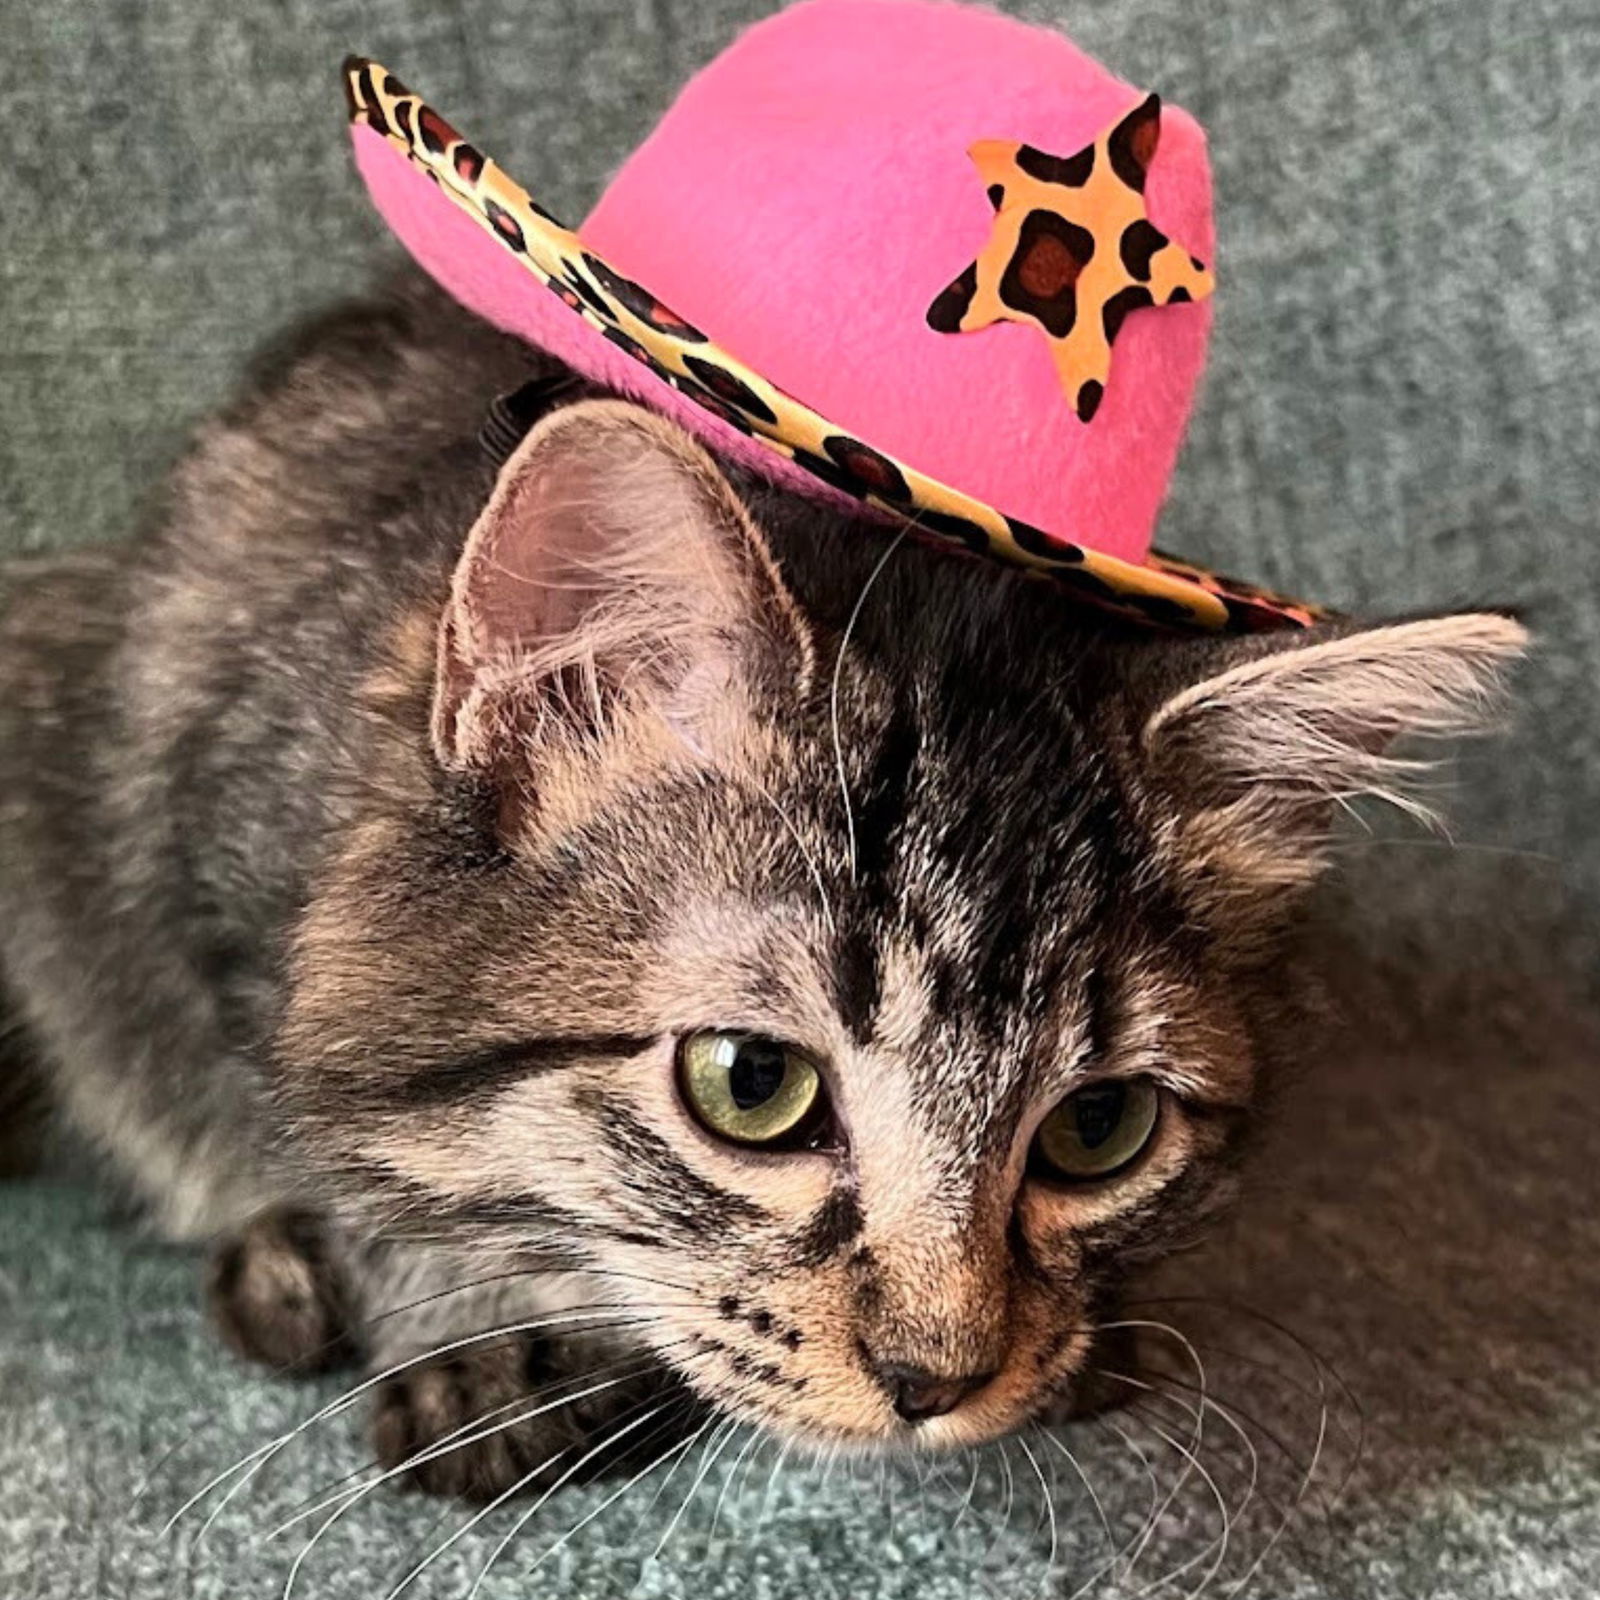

{"left": 432, "top": 399, "right": 813, "bottom": 774}
{"left": 1138, "top": 613, "right": 1529, "bottom": 916}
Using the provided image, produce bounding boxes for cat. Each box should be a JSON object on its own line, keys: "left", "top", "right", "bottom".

{"left": 0, "top": 273, "right": 1524, "bottom": 1500}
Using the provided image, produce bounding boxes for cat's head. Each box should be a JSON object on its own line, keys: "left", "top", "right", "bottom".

{"left": 277, "top": 399, "right": 1524, "bottom": 1449}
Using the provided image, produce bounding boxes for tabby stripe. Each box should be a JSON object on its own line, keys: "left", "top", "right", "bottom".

{"left": 430, "top": 1193, "right": 585, "bottom": 1234}
{"left": 589, "top": 1099, "right": 766, "bottom": 1232}
{"left": 788, "top": 1186, "right": 865, "bottom": 1268}
{"left": 832, "top": 697, "right": 923, "bottom": 1045}
{"left": 392, "top": 1033, "right": 655, "bottom": 1107}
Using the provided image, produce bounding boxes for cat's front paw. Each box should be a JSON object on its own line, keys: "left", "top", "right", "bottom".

{"left": 205, "top": 1207, "right": 356, "bottom": 1375}
{"left": 370, "top": 1336, "right": 689, "bottom": 1502}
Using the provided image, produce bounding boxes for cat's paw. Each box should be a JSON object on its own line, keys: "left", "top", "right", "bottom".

{"left": 370, "top": 1337, "right": 690, "bottom": 1502}
{"left": 205, "top": 1207, "right": 356, "bottom": 1375}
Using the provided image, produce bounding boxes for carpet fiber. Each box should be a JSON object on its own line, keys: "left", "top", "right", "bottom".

{"left": 3, "top": 1, "right": 1598, "bottom": 1595}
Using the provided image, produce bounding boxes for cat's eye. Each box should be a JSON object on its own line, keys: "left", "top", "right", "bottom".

{"left": 677, "top": 1031, "right": 829, "bottom": 1148}
{"left": 1031, "top": 1078, "right": 1160, "bottom": 1183}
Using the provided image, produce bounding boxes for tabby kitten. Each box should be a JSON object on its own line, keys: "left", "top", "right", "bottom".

{"left": 0, "top": 277, "right": 1523, "bottom": 1497}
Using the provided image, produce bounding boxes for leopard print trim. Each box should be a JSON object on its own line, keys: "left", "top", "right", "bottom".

{"left": 344, "top": 58, "right": 1324, "bottom": 633}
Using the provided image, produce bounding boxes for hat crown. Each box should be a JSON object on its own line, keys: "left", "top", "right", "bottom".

{"left": 581, "top": 0, "right": 1214, "bottom": 563}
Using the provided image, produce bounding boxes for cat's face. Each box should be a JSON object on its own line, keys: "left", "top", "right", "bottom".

{"left": 276, "top": 401, "right": 1521, "bottom": 1450}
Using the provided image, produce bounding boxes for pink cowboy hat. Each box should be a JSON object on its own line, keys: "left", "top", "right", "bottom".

{"left": 343, "top": 0, "right": 1321, "bottom": 631}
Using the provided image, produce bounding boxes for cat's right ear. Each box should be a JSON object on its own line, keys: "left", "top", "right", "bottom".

{"left": 1136, "top": 612, "right": 1528, "bottom": 926}
{"left": 432, "top": 399, "right": 813, "bottom": 775}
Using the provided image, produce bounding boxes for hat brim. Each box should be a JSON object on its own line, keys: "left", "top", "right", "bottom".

{"left": 344, "top": 58, "right": 1322, "bottom": 633}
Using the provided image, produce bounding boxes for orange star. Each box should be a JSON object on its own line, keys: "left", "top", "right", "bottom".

{"left": 926, "top": 94, "right": 1214, "bottom": 422}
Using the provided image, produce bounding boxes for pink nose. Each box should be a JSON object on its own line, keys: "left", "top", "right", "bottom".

{"left": 873, "top": 1361, "right": 995, "bottom": 1423}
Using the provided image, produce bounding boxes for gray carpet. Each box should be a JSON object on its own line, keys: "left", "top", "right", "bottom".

{"left": 3, "top": 0, "right": 1598, "bottom": 1595}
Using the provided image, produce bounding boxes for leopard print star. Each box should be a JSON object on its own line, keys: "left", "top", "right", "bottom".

{"left": 926, "top": 94, "right": 1215, "bottom": 422}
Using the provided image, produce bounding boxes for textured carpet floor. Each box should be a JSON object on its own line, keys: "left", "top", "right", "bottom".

{"left": 3, "top": 0, "right": 1599, "bottom": 1595}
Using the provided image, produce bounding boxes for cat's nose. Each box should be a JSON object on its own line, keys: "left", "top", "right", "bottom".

{"left": 873, "top": 1360, "right": 996, "bottom": 1423}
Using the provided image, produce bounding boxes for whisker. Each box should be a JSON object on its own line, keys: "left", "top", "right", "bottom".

{"left": 1076, "top": 1410, "right": 1163, "bottom": 1597}
{"left": 404, "top": 1399, "right": 695, "bottom": 1600}
{"left": 650, "top": 1412, "right": 740, "bottom": 1565}
{"left": 264, "top": 1343, "right": 669, "bottom": 1544}
{"left": 1108, "top": 1373, "right": 1266, "bottom": 1577}
{"left": 1094, "top": 1319, "right": 1210, "bottom": 1581}
{"left": 744, "top": 767, "right": 838, "bottom": 935}
{"left": 1017, "top": 1431, "right": 1059, "bottom": 1588}
{"left": 909, "top": 1447, "right": 933, "bottom": 1546}
{"left": 1036, "top": 1416, "right": 1115, "bottom": 1564}
{"left": 490, "top": 1365, "right": 772, "bottom": 1594}
{"left": 524, "top": 1420, "right": 705, "bottom": 1581}
{"left": 879, "top": 1446, "right": 899, "bottom": 1552}
{"left": 263, "top": 1385, "right": 537, "bottom": 1539}
{"left": 1222, "top": 1371, "right": 1331, "bottom": 1597}
{"left": 754, "top": 1433, "right": 797, "bottom": 1535}
{"left": 732, "top": 1425, "right": 777, "bottom": 1517}
{"left": 283, "top": 1358, "right": 678, "bottom": 1600}
{"left": 816, "top": 1435, "right": 844, "bottom": 1505}
{"left": 376, "top": 1261, "right": 700, "bottom": 1312}
{"left": 165, "top": 1303, "right": 677, "bottom": 1537}
{"left": 157, "top": 1290, "right": 651, "bottom": 1527}
{"left": 210, "top": 1333, "right": 658, "bottom": 1552}
{"left": 457, "top": 1401, "right": 679, "bottom": 1600}
{"left": 260, "top": 1310, "right": 683, "bottom": 1530}
{"left": 1325, "top": 835, "right": 1559, "bottom": 864}
{"left": 986, "top": 1437, "right": 1019, "bottom": 1570}
{"left": 830, "top": 527, "right": 910, "bottom": 884}
{"left": 1126, "top": 1295, "right": 1363, "bottom": 1515}
{"left": 622, "top": 1397, "right": 707, "bottom": 1534}
{"left": 1125, "top": 1297, "right": 1362, "bottom": 1449}
{"left": 705, "top": 1422, "right": 761, "bottom": 1552}
{"left": 952, "top": 1447, "right": 984, "bottom": 1529}
{"left": 1118, "top": 1397, "right": 1234, "bottom": 1600}
{"left": 1121, "top": 1365, "right": 1327, "bottom": 1529}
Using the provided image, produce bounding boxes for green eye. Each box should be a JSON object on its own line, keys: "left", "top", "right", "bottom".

{"left": 677, "top": 1032, "right": 827, "bottom": 1148}
{"left": 1032, "top": 1079, "right": 1160, "bottom": 1182}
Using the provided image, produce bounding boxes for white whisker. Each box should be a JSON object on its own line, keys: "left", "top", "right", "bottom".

{"left": 1223, "top": 1355, "right": 1331, "bottom": 1597}
{"left": 404, "top": 1403, "right": 683, "bottom": 1600}
{"left": 285, "top": 1361, "right": 667, "bottom": 1600}
{"left": 1122, "top": 1399, "right": 1233, "bottom": 1600}
{"left": 265, "top": 1347, "right": 667, "bottom": 1545}
{"left": 983, "top": 1437, "right": 1018, "bottom": 1569}
{"left": 745, "top": 766, "right": 838, "bottom": 933}
{"left": 1094, "top": 1319, "right": 1210, "bottom": 1579}
{"left": 706, "top": 1423, "right": 762, "bottom": 1551}
{"left": 1037, "top": 1418, "right": 1115, "bottom": 1562}
{"left": 754, "top": 1433, "right": 797, "bottom": 1534}
{"left": 1091, "top": 1409, "right": 1161, "bottom": 1585}
{"left": 623, "top": 1399, "right": 705, "bottom": 1533}
{"left": 527, "top": 1423, "right": 704, "bottom": 1580}
{"left": 952, "top": 1448, "right": 984, "bottom": 1529}
{"left": 830, "top": 528, "right": 909, "bottom": 884}
{"left": 1107, "top": 1371, "right": 1263, "bottom": 1551}
{"left": 463, "top": 1401, "right": 675, "bottom": 1600}
{"left": 1017, "top": 1431, "right": 1059, "bottom": 1590}
{"left": 1123, "top": 1295, "right": 1362, "bottom": 1474}
{"left": 164, "top": 1304, "right": 661, "bottom": 1536}
{"left": 651, "top": 1413, "right": 738, "bottom": 1564}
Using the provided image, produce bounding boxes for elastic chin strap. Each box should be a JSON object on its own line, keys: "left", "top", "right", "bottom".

{"left": 478, "top": 369, "right": 589, "bottom": 465}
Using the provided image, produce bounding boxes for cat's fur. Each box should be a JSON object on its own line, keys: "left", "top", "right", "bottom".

{"left": 0, "top": 275, "right": 1524, "bottom": 1496}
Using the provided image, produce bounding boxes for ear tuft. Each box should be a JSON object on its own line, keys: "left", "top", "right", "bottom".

{"left": 433, "top": 399, "right": 811, "bottom": 775}
{"left": 1142, "top": 613, "right": 1528, "bottom": 909}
